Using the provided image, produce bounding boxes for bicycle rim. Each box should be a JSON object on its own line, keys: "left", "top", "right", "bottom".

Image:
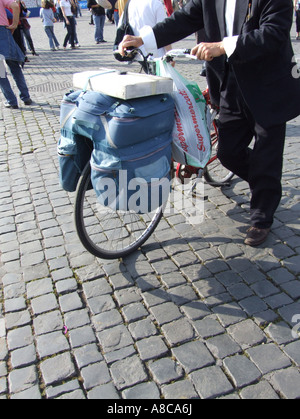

{"left": 74, "top": 164, "right": 163, "bottom": 260}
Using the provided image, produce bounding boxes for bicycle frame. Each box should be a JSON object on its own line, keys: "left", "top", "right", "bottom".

{"left": 74, "top": 49, "right": 233, "bottom": 260}
{"left": 125, "top": 47, "right": 197, "bottom": 75}
{"left": 121, "top": 48, "right": 232, "bottom": 188}
{"left": 128, "top": 50, "right": 214, "bottom": 170}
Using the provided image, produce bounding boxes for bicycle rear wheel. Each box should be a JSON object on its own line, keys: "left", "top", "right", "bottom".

{"left": 74, "top": 163, "right": 163, "bottom": 260}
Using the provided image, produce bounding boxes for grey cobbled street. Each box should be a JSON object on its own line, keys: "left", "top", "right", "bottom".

{"left": 0, "top": 11, "right": 300, "bottom": 400}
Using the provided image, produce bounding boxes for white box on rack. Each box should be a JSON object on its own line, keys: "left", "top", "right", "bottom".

{"left": 73, "top": 69, "right": 173, "bottom": 100}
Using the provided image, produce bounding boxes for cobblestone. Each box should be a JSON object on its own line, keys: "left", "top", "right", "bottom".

{"left": 148, "top": 358, "right": 184, "bottom": 385}
{"left": 136, "top": 336, "right": 169, "bottom": 361}
{"left": 81, "top": 362, "right": 111, "bottom": 390}
{"left": 223, "top": 355, "right": 262, "bottom": 389}
{"left": 8, "top": 365, "right": 38, "bottom": 394}
{"left": 0, "top": 12, "right": 299, "bottom": 399}
{"left": 190, "top": 366, "right": 233, "bottom": 399}
{"left": 39, "top": 352, "right": 76, "bottom": 386}
{"left": 110, "top": 355, "right": 148, "bottom": 390}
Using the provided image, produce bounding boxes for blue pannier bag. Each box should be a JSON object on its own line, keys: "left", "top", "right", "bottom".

{"left": 58, "top": 91, "right": 93, "bottom": 192}
{"left": 73, "top": 91, "right": 175, "bottom": 213}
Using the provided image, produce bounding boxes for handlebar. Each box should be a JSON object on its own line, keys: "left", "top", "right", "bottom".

{"left": 113, "top": 48, "right": 198, "bottom": 64}
{"left": 165, "top": 49, "right": 197, "bottom": 60}
{"left": 113, "top": 47, "right": 141, "bottom": 62}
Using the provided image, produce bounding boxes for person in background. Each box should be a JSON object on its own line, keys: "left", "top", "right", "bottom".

{"left": 20, "top": 1, "right": 39, "bottom": 56}
{"left": 72, "top": 12, "right": 80, "bottom": 46}
{"left": 55, "top": 0, "right": 64, "bottom": 21}
{"left": 9, "top": 0, "right": 28, "bottom": 62}
{"left": 0, "top": 0, "right": 32, "bottom": 108}
{"left": 172, "top": 0, "right": 179, "bottom": 12}
{"left": 164, "top": 0, "right": 173, "bottom": 16}
{"left": 40, "top": 0, "right": 60, "bottom": 51}
{"left": 118, "top": 0, "right": 128, "bottom": 17}
{"left": 87, "top": 0, "right": 106, "bottom": 44}
{"left": 74, "top": 0, "right": 81, "bottom": 17}
{"left": 88, "top": 8, "right": 94, "bottom": 25}
{"left": 125, "top": 0, "right": 172, "bottom": 58}
{"left": 106, "top": 7, "right": 114, "bottom": 23}
{"left": 295, "top": 0, "right": 300, "bottom": 40}
{"left": 114, "top": 1, "right": 119, "bottom": 27}
{"left": 60, "top": 0, "right": 76, "bottom": 49}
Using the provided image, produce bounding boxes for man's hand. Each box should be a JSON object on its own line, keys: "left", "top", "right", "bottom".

{"left": 191, "top": 42, "right": 225, "bottom": 61}
{"left": 118, "top": 35, "right": 144, "bottom": 56}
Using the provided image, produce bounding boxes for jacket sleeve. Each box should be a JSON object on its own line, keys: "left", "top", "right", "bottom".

{"left": 230, "top": 0, "right": 293, "bottom": 64}
{"left": 153, "top": 0, "right": 204, "bottom": 49}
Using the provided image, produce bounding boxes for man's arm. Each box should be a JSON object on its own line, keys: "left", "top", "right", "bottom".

{"left": 119, "top": 0, "right": 204, "bottom": 57}
{"left": 153, "top": 0, "right": 204, "bottom": 49}
{"left": 119, "top": 32, "right": 225, "bottom": 62}
{"left": 119, "top": 0, "right": 227, "bottom": 61}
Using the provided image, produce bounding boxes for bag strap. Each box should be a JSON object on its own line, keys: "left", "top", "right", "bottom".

{"left": 100, "top": 115, "right": 117, "bottom": 149}
{"left": 81, "top": 70, "right": 116, "bottom": 93}
{"left": 123, "top": 0, "right": 131, "bottom": 25}
{"left": 61, "top": 107, "right": 77, "bottom": 129}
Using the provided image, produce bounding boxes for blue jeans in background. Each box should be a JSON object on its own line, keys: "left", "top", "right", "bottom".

{"left": 0, "top": 59, "right": 30, "bottom": 106}
{"left": 93, "top": 15, "right": 105, "bottom": 43}
{"left": 114, "top": 11, "right": 119, "bottom": 27}
{"left": 44, "top": 26, "right": 60, "bottom": 50}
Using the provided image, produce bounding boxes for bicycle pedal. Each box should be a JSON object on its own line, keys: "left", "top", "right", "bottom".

{"left": 191, "top": 191, "right": 208, "bottom": 200}
{"left": 206, "top": 181, "right": 231, "bottom": 187}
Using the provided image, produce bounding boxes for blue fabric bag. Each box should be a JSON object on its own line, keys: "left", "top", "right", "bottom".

{"left": 81, "top": 92, "right": 175, "bottom": 213}
{"left": 58, "top": 90, "right": 175, "bottom": 212}
{"left": 90, "top": 131, "right": 172, "bottom": 213}
{"left": 58, "top": 91, "right": 93, "bottom": 192}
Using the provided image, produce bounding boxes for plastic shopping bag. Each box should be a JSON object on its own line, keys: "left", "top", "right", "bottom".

{"left": 157, "top": 61, "right": 211, "bottom": 168}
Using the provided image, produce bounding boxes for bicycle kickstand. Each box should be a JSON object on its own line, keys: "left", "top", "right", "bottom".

{"left": 189, "top": 169, "right": 204, "bottom": 198}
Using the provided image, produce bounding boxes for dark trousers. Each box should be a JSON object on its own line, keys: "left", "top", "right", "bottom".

{"left": 22, "top": 27, "right": 36, "bottom": 54}
{"left": 63, "top": 16, "right": 76, "bottom": 48}
{"left": 217, "top": 70, "right": 286, "bottom": 229}
{"left": 296, "top": 10, "right": 300, "bottom": 33}
{"left": 13, "top": 27, "right": 26, "bottom": 55}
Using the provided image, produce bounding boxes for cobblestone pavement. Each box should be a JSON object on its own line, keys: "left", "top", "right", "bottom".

{"left": 0, "top": 12, "right": 300, "bottom": 399}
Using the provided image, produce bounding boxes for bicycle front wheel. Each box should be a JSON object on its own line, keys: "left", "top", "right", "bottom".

{"left": 74, "top": 163, "right": 163, "bottom": 260}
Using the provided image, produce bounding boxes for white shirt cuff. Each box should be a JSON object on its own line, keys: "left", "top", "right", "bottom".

{"left": 140, "top": 26, "right": 158, "bottom": 55}
{"left": 223, "top": 35, "right": 239, "bottom": 58}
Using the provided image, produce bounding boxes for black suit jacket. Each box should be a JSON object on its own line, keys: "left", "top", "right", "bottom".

{"left": 153, "top": 0, "right": 300, "bottom": 129}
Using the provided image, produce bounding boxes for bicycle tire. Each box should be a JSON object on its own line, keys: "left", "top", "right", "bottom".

{"left": 204, "top": 122, "right": 234, "bottom": 187}
{"left": 74, "top": 163, "right": 164, "bottom": 260}
{"left": 204, "top": 165, "right": 234, "bottom": 186}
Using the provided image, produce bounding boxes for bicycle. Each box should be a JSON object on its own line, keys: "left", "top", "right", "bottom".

{"left": 74, "top": 49, "right": 233, "bottom": 260}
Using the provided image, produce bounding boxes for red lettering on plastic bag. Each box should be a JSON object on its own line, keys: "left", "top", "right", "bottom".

{"left": 178, "top": 89, "right": 205, "bottom": 152}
